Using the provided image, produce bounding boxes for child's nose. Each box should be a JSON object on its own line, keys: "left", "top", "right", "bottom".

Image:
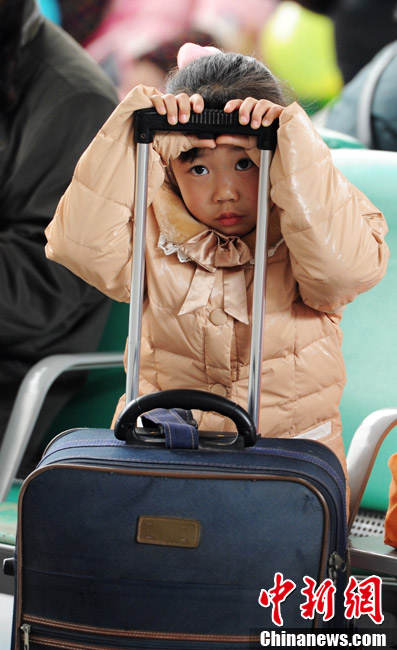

{"left": 213, "top": 176, "right": 239, "bottom": 203}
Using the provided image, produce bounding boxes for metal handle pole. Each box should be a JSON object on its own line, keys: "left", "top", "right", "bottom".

{"left": 247, "top": 149, "right": 271, "bottom": 431}
{"left": 126, "top": 142, "right": 149, "bottom": 404}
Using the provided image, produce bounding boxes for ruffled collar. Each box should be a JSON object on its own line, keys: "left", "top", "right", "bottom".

{"left": 179, "top": 229, "right": 254, "bottom": 272}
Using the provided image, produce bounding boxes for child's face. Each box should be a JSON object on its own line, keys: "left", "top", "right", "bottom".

{"left": 172, "top": 144, "right": 259, "bottom": 237}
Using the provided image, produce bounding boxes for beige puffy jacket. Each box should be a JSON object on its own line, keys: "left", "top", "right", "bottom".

{"left": 45, "top": 85, "right": 389, "bottom": 481}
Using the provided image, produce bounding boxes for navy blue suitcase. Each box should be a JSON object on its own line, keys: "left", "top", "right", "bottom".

{"left": 9, "top": 110, "right": 348, "bottom": 649}
{"left": 12, "top": 393, "right": 348, "bottom": 650}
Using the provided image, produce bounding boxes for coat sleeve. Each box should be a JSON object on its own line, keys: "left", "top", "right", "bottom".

{"left": 45, "top": 85, "right": 176, "bottom": 302}
{"left": 269, "top": 102, "right": 389, "bottom": 313}
{"left": 0, "top": 90, "right": 117, "bottom": 352}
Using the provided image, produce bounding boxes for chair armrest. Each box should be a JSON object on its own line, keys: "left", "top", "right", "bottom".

{"left": 349, "top": 535, "right": 397, "bottom": 577}
{"left": 0, "top": 353, "right": 124, "bottom": 502}
{"left": 347, "top": 408, "right": 397, "bottom": 533}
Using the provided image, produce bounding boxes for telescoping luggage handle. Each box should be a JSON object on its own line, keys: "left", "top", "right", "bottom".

{"left": 121, "top": 107, "right": 277, "bottom": 445}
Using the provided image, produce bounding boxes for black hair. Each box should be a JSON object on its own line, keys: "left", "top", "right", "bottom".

{"left": 166, "top": 51, "right": 290, "bottom": 108}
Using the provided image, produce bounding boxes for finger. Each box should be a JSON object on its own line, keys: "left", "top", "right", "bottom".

{"left": 188, "top": 135, "right": 216, "bottom": 149}
{"left": 223, "top": 99, "right": 243, "bottom": 113}
{"left": 161, "top": 94, "right": 179, "bottom": 125}
{"left": 261, "top": 104, "right": 283, "bottom": 126}
{"left": 215, "top": 134, "right": 256, "bottom": 149}
{"left": 251, "top": 99, "right": 274, "bottom": 128}
{"left": 175, "top": 93, "right": 192, "bottom": 123}
{"left": 150, "top": 94, "right": 167, "bottom": 115}
{"left": 238, "top": 97, "right": 260, "bottom": 125}
{"left": 190, "top": 94, "right": 205, "bottom": 114}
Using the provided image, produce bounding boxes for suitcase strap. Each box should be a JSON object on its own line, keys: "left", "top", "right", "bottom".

{"left": 141, "top": 408, "right": 199, "bottom": 449}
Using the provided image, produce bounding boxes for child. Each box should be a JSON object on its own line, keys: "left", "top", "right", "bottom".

{"left": 45, "top": 43, "right": 389, "bottom": 481}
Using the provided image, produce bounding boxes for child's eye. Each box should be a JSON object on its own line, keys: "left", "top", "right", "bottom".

{"left": 236, "top": 158, "right": 254, "bottom": 171}
{"left": 190, "top": 165, "right": 209, "bottom": 176}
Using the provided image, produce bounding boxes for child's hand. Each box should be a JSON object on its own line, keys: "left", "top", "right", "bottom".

{"left": 217, "top": 98, "right": 283, "bottom": 149}
{"left": 149, "top": 92, "right": 216, "bottom": 149}
{"left": 225, "top": 98, "right": 283, "bottom": 128}
{"left": 149, "top": 93, "right": 283, "bottom": 151}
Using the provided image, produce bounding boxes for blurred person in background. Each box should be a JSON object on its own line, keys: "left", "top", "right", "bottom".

{"left": 79, "top": 0, "right": 277, "bottom": 96}
{"left": 122, "top": 30, "right": 217, "bottom": 93}
{"left": 57, "top": 0, "right": 111, "bottom": 44}
{"left": 325, "top": 41, "right": 397, "bottom": 151}
{"left": 293, "top": 0, "right": 397, "bottom": 83}
{"left": 0, "top": 0, "right": 118, "bottom": 475}
{"left": 82, "top": 0, "right": 198, "bottom": 95}
{"left": 190, "top": 0, "right": 277, "bottom": 55}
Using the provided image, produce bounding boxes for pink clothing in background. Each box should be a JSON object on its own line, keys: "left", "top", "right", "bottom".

{"left": 85, "top": 0, "right": 277, "bottom": 66}
{"left": 85, "top": 0, "right": 196, "bottom": 64}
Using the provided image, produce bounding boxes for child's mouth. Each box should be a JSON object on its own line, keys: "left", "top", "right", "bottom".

{"left": 217, "top": 212, "right": 243, "bottom": 227}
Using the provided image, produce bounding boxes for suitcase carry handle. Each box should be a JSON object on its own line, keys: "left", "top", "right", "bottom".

{"left": 114, "top": 389, "right": 257, "bottom": 447}
{"left": 134, "top": 107, "right": 278, "bottom": 150}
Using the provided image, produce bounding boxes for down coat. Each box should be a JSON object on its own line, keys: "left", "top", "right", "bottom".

{"left": 45, "top": 85, "right": 389, "bottom": 480}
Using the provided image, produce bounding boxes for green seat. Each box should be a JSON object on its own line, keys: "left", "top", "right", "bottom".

{"left": 43, "top": 300, "right": 129, "bottom": 437}
{"left": 318, "top": 126, "right": 366, "bottom": 150}
{"left": 330, "top": 148, "right": 397, "bottom": 511}
{"left": 0, "top": 483, "right": 19, "bottom": 547}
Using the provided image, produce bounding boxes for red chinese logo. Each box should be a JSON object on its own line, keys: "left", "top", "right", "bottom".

{"left": 344, "top": 575, "right": 384, "bottom": 625}
{"left": 300, "top": 576, "right": 336, "bottom": 621}
{"left": 258, "top": 572, "right": 296, "bottom": 626}
{"left": 258, "top": 574, "right": 384, "bottom": 626}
